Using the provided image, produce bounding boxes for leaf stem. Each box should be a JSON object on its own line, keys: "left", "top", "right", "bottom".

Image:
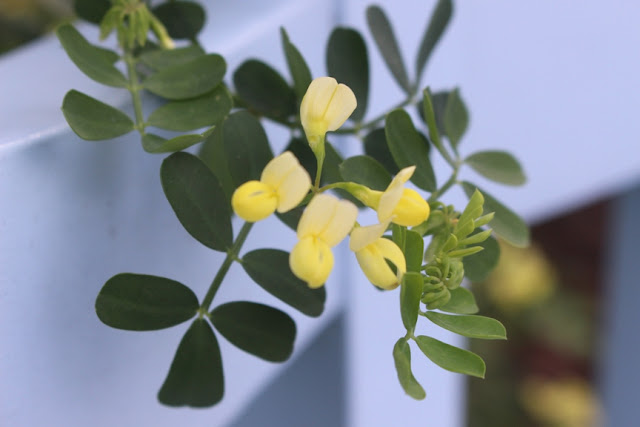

{"left": 336, "top": 97, "right": 415, "bottom": 135}
{"left": 124, "top": 52, "right": 145, "bottom": 133}
{"left": 429, "top": 168, "right": 458, "bottom": 202}
{"left": 200, "top": 221, "right": 254, "bottom": 311}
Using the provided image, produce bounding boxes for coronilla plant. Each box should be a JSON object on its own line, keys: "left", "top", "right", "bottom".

{"left": 59, "top": 0, "right": 529, "bottom": 408}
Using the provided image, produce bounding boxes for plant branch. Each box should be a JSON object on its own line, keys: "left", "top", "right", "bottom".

{"left": 200, "top": 221, "right": 254, "bottom": 310}
{"left": 124, "top": 52, "right": 145, "bottom": 133}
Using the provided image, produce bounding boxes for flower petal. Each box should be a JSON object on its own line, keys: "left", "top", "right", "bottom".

{"left": 349, "top": 219, "right": 392, "bottom": 252}
{"left": 377, "top": 166, "right": 417, "bottom": 222}
{"left": 390, "top": 188, "right": 430, "bottom": 227}
{"left": 289, "top": 236, "right": 334, "bottom": 288}
{"left": 275, "top": 166, "right": 312, "bottom": 212}
{"left": 297, "top": 193, "right": 357, "bottom": 247}
{"left": 231, "top": 180, "right": 277, "bottom": 222}
{"left": 261, "top": 151, "right": 298, "bottom": 188}
{"left": 320, "top": 198, "right": 359, "bottom": 246}
{"left": 300, "top": 77, "right": 338, "bottom": 139}
{"left": 260, "top": 151, "right": 311, "bottom": 213}
{"left": 355, "top": 238, "right": 406, "bottom": 290}
{"left": 325, "top": 83, "right": 357, "bottom": 131}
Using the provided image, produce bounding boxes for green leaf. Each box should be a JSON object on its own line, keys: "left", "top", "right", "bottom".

{"left": 465, "top": 150, "right": 526, "bottom": 186}
{"left": 326, "top": 28, "right": 369, "bottom": 122}
{"left": 62, "top": 90, "right": 134, "bottom": 140}
{"left": 242, "top": 249, "right": 326, "bottom": 317}
{"left": 461, "top": 182, "right": 530, "bottom": 247}
{"left": 463, "top": 234, "right": 500, "bottom": 282}
{"left": 95, "top": 273, "right": 198, "bottom": 331}
{"left": 364, "top": 128, "right": 399, "bottom": 175}
{"left": 233, "top": 60, "right": 296, "bottom": 120}
{"left": 158, "top": 319, "right": 224, "bottom": 407}
{"left": 404, "top": 230, "right": 424, "bottom": 273}
{"left": 74, "top": 0, "right": 111, "bottom": 25}
{"left": 211, "top": 302, "right": 296, "bottom": 362}
{"left": 393, "top": 338, "right": 426, "bottom": 399}
{"left": 421, "top": 88, "right": 444, "bottom": 152}
{"left": 400, "top": 272, "right": 423, "bottom": 331}
{"left": 439, "top": 287, "right": 479, "bottom": 314}
{"left": 425, "top": 312, "right": 506, "bottom": 340}
{"left": 221, "top": 111, "right": 274, "bottom": 188}
{"left": 415, "top": 0, "right": 453, "bottom": 82}
{"left": 321, "top": 141, "right": 345, "bottom": 185}
{"left": 366, "top": 6, "right": 411, "bottom": 94}
{"left": 280, "top": 28, "right": 313, "bottom": 102}
{"left": 275, "top": 204, "right": 305, "bottom": 232}
{"left": 443, "top": 88, "right": 469, "bottom": 148}
{"left": 139, "top": 45, "right": 205, "bottom": 70}
{"left": 152, "top": 1, "right": 205, "bottom": 40}
{"left": 144, "top": 54, "right": 226, "bottom": 100}
{"left": 415, "top": 335, "right": 485, "bottom": 378}
{"left": 141, "top": 133, "right": 203, "bottom": 153}
{"left": 56, "top": 24, "right": 127, "bottom": 87}
{"left": 385, "top": 109, "right": 436, "bottom": 191}
{"left": 147, "top": 86, "right": 232, "bottom": 132}
{"left": 339, "top": 155, "right": 391, "bottom": 191}
{"left": 417, "top": 90, "right": 449, "bottom": 136}
{"left": 160, "top": 152, "right": 233, "bottom": 251}
{"left": 198, "top": 125, "right": 234, "bottom": 206}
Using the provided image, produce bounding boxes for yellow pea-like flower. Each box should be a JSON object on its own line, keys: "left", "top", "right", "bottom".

{"left": 289, "top": 193, "right": 358, "bottom": 288}
{"left": 300, "top": 77, "right": 357, "bottom": 150}
{"left": 231, "top": 151, "right": 311, "bottom": 222}
{"left": 350, "top": 166, "right": 430, "bottom": 227}
{"left": 349, "top": 220, "right": 406, "bottom": 290}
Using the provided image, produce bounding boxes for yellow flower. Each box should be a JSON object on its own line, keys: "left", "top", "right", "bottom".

{"left": 350, "top": 166, "right": 430, "bottom": 227}
{"left": 289, "top": 193, "right": 358, "bottom": 288}
{"left": 350, "top": 220, "right": 406, "bottom": 290}
{"left": 231, "top": 151, "right": 311, "bottom": 222}
{"left": 300, "top": 77, "right": 357, "bottom": 149}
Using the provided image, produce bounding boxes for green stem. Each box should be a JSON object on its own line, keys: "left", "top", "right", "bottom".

{"left": 433, "top": 140, "right": 457, "bottom": 169}
{"left": 335, "top": 97, "right": 415, "bottom": 135}
{"left": 311, "top": 137, "right": 326, "bottom": 191}
{"left": 200, "top": 221, "right": 254, "bottom": 311}
{"left": 429, "top": 169, "right": 459, "bottom": 202}
{"left": 124, "top": 52, "right": 145, "bottom": 133}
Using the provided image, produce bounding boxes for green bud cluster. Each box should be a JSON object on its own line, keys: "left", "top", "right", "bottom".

{"left": 419, "top": 190, "right": 494, "bottom": 309}
{"left": 99, "top": 0, "right": 172, "bottom": 50}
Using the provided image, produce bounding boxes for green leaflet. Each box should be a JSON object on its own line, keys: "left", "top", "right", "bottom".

{"left": 242, "top": 249, "right": 326, "bottom": 317}
{"left": 95, "top": 273, "right": 198, "bottom": 331}
{"left": 158, "top": 319, "right": 224, "bottom": 407}
{"left": 211, "top": 302, "right": 296, "bottom": 362}
{"left": 62, "top": 90, "right": 133, "bottom": 140}
{"left": 393, "top": 338, "right": 426, "bottom": 399}
{"left": 326, "top": 27, "right": 369, "bottom": 122}
{"left": 160, "top": 152, "right": 233, "bottom": 251}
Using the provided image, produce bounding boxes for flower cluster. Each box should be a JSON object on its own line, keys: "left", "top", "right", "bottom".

{"left": 231, "top": 77, "right": 432, "bottom": 290}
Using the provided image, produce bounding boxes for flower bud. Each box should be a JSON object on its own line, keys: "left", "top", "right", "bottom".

{"left": 300, "top": 77, "right": 357, "bottom": 149}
